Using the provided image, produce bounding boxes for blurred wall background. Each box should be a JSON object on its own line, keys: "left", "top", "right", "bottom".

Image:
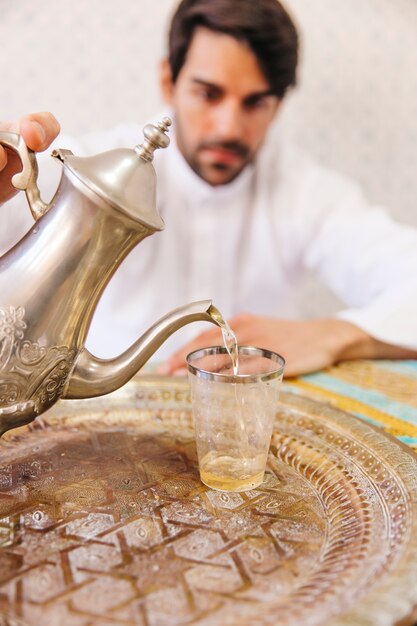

{"left": 2, "top": 0, "right": 417, "bottom": 312}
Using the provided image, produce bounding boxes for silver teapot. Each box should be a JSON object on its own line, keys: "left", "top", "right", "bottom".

{"left": 0, "top": 118, "right": 221, "bottom": 435}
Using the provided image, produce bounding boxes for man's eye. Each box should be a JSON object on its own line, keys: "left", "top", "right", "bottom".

{"left": 244, "top": 98, "right": 267, "bottom": 110}
{"left": 199, "top": 88, "right": 220, "bottom": 102}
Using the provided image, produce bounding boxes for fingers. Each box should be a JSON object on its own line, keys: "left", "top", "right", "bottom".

{"left": 0, "top": 112, "right": 61, "bottom": 192}
{"left": 156, "top": 314, "right": 257, "bottom": 377}
{"left": 0, "top": 112, "right": 60, "bottom": 167}
{"left": 19, "top": 112, "right": 60, "bottom": 151}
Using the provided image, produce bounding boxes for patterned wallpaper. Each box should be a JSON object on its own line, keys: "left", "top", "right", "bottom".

{"left": 1, "top": 0, "right": 416, "bottom": 313}
{"left": 1, "top": 0, "right": 175, "bottom": 131}
{"left": 282, "top": 0, "right": 417, "bottom": 226}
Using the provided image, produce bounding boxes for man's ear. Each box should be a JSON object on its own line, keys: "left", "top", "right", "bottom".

{"left": 160, "top": 58, "right": 174, "bottom": 105}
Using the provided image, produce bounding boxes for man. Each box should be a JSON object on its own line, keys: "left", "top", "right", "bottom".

{"left": 1, "top": 0, "right": 417, "bottom": 376}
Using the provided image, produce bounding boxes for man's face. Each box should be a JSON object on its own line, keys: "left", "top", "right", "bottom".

{"left": 161, "top": 27, "right": 280, "bottom": 186}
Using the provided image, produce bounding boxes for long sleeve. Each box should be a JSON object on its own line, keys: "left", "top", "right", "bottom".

{"left": 298, "top": 165, "right": 417, "bottom": 349}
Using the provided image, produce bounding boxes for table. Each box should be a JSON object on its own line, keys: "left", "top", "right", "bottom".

{"left": 283, "top": 359, "right": 417, "bottom": 452}
{"left": 0, "top": 360, "right": 416, "bottom": 626}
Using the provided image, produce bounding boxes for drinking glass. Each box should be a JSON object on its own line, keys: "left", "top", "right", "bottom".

{"left": 186, "top": 346, "right": 285, "bottom": 492}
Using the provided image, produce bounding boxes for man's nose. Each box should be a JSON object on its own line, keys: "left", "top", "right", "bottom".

{"left": 212, "top": 101, "right": 244, "bottom": 140}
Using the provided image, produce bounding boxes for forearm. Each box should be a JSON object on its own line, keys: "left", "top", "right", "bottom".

{"left": 325, "top": 319, "right": 417, "bottom": 363}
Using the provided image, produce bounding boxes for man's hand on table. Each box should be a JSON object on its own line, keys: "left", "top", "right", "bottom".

{"left": 157, "top": 314, "right": 417, "bottom": 378}
{"left": 0, "top": 112, "right": 60, "bottom": 203}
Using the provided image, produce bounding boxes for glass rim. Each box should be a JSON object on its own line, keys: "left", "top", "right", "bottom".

{"left": 186, "top": 345, "right": 285, "bottom": 383}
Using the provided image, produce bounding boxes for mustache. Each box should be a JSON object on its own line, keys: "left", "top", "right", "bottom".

{"left": 197, "top": 140, "right": 250, "bottom": 159}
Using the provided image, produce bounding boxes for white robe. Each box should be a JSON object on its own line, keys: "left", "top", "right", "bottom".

{"left": 2, "top": 120, "right": 417, "bottom": 360}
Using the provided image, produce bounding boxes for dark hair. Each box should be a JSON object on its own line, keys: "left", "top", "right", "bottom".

{"left": 168, "top": 0, "right": 299, "bottom": 99}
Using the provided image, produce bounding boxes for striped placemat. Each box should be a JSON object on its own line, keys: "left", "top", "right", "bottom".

{"left": 283, "top": 360, "right": 417, "bottom": 451}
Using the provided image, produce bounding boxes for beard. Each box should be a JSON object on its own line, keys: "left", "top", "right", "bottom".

{"left": 176, "top": 129, "right": 253, "bottom": 186}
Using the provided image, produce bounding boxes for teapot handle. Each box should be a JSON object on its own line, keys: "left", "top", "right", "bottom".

{"left": 0, "top": 131, "right": 49, "bottom": 221}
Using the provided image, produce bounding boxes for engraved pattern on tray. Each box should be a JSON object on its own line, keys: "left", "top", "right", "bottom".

{"left": 0, "top": 377, "right": 416, "bottom": 626}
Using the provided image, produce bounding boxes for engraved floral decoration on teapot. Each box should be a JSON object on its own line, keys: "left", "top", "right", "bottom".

{"left": 0, "top": 305, "right": 76, "bottom": 422}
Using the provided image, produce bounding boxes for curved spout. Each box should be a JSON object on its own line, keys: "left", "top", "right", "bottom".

{"left": 63, "top": 300, "right": 221, "bottom": 400}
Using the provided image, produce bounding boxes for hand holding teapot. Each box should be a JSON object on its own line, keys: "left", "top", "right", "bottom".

{"left": 0, "top": 112, "right": 60, "bottom": 204}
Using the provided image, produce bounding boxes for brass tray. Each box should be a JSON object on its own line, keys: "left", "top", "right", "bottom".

{"left": 0, "top": 376, "right": 416, "bottom": 626}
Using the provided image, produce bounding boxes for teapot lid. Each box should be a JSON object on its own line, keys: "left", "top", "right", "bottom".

{"left": 52, "top": 118, "right": 171, "bottom": 231}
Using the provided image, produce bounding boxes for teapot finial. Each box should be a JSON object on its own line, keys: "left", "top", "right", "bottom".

{"left": 134, "top": 117, "right": 172, "bottom": 162}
